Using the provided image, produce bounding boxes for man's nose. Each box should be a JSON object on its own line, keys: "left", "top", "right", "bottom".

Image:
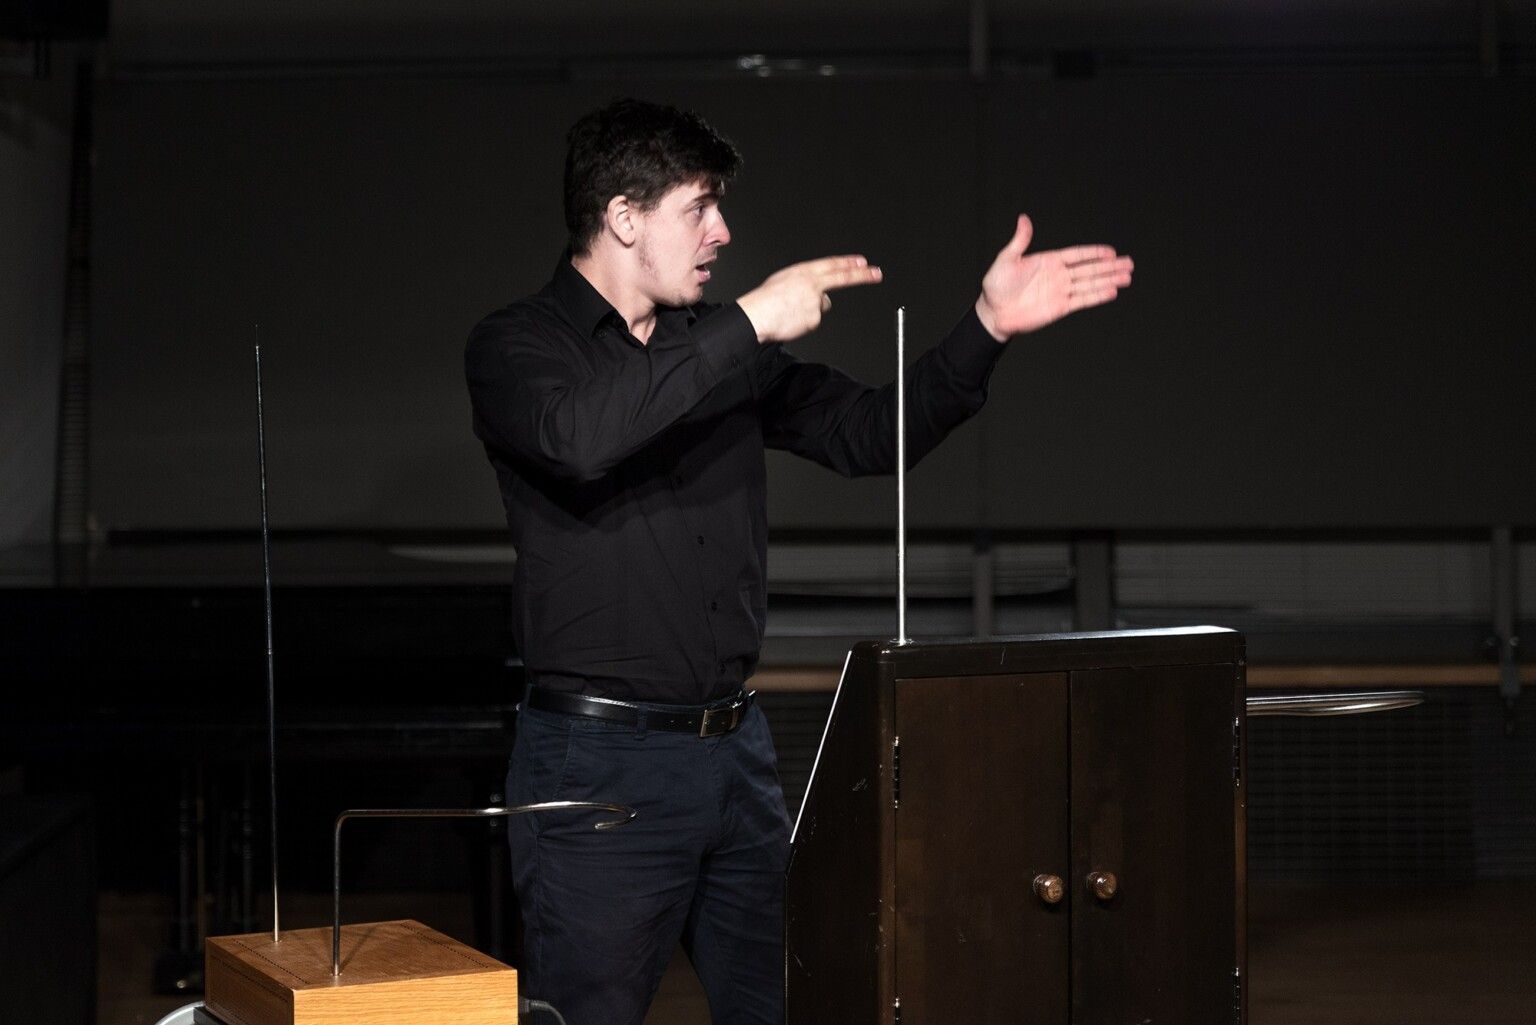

{"left": 711, "top": 213, "right": 731, "bottom": 248}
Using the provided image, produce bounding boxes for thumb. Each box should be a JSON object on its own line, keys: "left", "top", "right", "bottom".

{"left": 1005, "top": 213, "right": 1034, "bottom": 256}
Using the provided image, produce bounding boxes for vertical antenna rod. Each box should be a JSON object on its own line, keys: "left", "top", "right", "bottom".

{"left": 896, "top": 307, "right": 908, "bottom": 645}
{"left": 255, "top": 337, "right": 281, "bottom": 942}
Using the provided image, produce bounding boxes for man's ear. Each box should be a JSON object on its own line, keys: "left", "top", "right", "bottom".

{"left": 605, "top": 195, "right": 638, "bottom": 248}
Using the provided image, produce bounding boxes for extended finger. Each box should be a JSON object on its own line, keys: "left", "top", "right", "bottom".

{"left": 817, "top": 264, "right": 885, "bottom": 291}
{"left": 1064, "top": 284, "right": 1121, "bottom": 313}
{"left": 1055, "top": 244, "right": 1120, "bottom": 267}
{"left": 1070, "top": 259, "right": 1134, "bottom": 286}
{"left": 797, "top": 254, "right": 870, "bottom": 275}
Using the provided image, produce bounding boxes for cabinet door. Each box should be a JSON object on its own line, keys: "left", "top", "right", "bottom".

{"left": 895, "top": 673, "right": 1070, "bottom": 1025}
{"left": 1070, "top": 664, "right": 1240, "bottom": 1025}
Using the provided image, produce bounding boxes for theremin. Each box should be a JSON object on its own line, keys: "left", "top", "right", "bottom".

{"left": 182, "top": 343, "right": 632, "bottom": 1025}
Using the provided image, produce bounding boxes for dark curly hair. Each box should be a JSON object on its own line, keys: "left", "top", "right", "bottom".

{"left": 564, "top": 99, "right": 742, "bottom": 256}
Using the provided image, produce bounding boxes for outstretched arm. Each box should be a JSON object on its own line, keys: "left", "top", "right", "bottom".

{"left": 973, "top": 214, "right": 1134, "bottom": 342}
{"left": 465, "top": 257, "right": 882, "bottom": 484}
{"left": 756, "top": 307, "right": 1004, "bottom": 478}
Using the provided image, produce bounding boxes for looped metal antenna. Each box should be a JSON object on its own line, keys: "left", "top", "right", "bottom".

{"left": 331, "top": 800, "right": 637, "bottom": 976}
{"left": 1245, "top": 690, "right": 1424, "bottom": 717}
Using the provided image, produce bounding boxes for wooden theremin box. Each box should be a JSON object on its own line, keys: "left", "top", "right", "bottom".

{"left": 202, "top": 919, "right": 517, "bottom": 1025}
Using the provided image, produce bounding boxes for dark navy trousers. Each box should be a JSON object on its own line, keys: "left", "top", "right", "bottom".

{"left": 506, "top": 701, "right": 791, "bottom": 1025}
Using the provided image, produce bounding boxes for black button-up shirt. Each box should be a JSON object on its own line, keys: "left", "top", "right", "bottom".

{"left": 466, "top": 256, "right": 1005, "bottom": 704}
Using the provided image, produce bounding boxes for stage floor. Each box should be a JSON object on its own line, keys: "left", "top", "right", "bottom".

{"left": 100, "top": 883, "right": 1534, "bottom": 1025}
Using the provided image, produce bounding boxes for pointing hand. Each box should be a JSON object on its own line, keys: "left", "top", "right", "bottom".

{"left": 738, "top": 255, "right": 884, "bottom": 344}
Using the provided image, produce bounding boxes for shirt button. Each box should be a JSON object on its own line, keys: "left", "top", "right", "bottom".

{"left": 718, "top": 662, "right": 727, "bottom": 674}
{"left": 710, "top": 600, "right": 719, "bottom": 612}
{"left": 696, "top": 535, "right": 705, "bottom": 546}
{"left": 673, "top": 475, "right": 683, "bottom": 486}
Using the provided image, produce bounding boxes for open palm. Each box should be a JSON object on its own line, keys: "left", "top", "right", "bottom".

{"left": 976, "top": 215, "right": 1134, "bottom": 340}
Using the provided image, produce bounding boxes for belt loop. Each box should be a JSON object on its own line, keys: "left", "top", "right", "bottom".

{"left": 635, "top": 707, "right": 648, "bottom": 739}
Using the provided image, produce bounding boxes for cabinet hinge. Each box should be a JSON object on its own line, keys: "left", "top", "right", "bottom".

{"left": 892, "top": 736, "right": 901, "bottom": 809}
{"left": 1231, "top": 716, "right": 1242, "bottom": 786}
{"left": 893, "top": 996, "right": 902, "bottom": 1025}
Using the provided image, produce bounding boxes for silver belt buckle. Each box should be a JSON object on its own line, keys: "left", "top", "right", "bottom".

{"left": 699, "top": 700, "right": 741, "bottom": 738}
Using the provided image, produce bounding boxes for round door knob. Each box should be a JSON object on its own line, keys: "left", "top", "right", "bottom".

{"left": 1032, "top": 873, "right": 1064, "bottom": 905}
{"left": 1086, "top": 870, "right": 1118, "bottom": 900}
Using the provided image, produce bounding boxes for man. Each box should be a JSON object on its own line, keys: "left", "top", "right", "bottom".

{"left": 465, "top": 98, "right": 1132, "bottom": 1025}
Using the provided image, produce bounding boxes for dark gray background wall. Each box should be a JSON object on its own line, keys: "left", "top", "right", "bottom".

{"left": 0, "top": 62, "right": 73, "bottom": 548}
{"left": 90, "top": 71, "right": 1535, "bottom": 532}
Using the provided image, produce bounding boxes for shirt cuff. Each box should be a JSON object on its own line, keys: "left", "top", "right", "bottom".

{"left": 940, "top": 306, "right": 1009, "bottom": 383}
{"left": 693, "top": 302, "right": 760, "bottom": 386}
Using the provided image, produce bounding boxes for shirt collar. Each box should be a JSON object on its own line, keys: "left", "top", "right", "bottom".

{"left": 551, "top": 251, "right": 701, "bottom": 340}
{"left": 551, "top": 252, "right": 620, "bottom": 339}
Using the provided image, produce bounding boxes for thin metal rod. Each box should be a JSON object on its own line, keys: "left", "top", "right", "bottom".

{"left": 896, "top": 307, "right": 908, "bottom": 644}
{"left": 255, "top": 338, "right": 280, "bottom": 943}
{"left": 331, "top": 801, "right": 636, "bottom": 976}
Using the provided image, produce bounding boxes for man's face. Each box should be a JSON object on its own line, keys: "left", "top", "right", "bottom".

{"left": 633, "top": 179, "right": 731, "bottom": 308}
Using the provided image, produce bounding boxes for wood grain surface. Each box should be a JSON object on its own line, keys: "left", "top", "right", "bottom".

{"left": 205, "top": 919, "right": 517, "bottom": 1025}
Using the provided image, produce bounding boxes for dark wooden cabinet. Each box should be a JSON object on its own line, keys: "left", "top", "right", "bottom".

{"left": 786, "top": 627, "right": 1246, "bottom": 1025}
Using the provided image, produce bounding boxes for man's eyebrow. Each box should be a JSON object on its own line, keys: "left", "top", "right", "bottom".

{"left": 690, "top": 189, "right": 722, "bottom": 205}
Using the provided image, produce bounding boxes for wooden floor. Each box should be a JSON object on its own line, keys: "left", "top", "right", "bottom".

{"left": 1247, "top": 883, "right": 1536, "bottom": 1025}
{"left": 99, "top": 883, "right": 1536, "bottom": 1025}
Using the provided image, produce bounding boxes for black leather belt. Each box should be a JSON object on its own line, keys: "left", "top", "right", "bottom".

{"left": 525, "top": 686, "right": 756, "bottom": 738}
